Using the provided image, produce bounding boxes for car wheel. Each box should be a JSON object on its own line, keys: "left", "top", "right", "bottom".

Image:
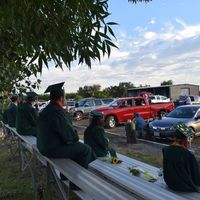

{"left": 75, "top": 112, "right": 83, "bottom": 121}
{"left": 105, "top": 116, "right": 116, "bottom": 128}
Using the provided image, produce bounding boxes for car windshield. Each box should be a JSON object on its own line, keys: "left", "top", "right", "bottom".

{"left": 67, "top": 101, "right": 75, "bottom": 106}
{"left": 167, "top": 107, "right": 198, "bottom": 118}
{"left": 76, "top": 100, "right": 86, "bottom": 107}
{"left": 109, "top": 99, "right": 122, "bottom": 107}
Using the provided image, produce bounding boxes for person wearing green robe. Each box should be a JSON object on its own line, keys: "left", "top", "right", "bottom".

{"left": 7, "top": 94, "right": 18, "bottom": 127}
{"left": 162, "top": 122, "right": 200, "bottom": 192}
{"left": 2, "top": 109, "right": 8, "bottom": 124}
{"left": 16, "top": 92, "right": 38, "bottom": 136}
{"left": 84, "top": 111, "right": 116, "bottom": 158}
{"left": 37, "top": 82, "right": 95, "bottom": 170}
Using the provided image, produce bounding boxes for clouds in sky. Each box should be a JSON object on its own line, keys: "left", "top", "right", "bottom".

{"left": 37, "top": 19, "right": 200, "bottom": 93}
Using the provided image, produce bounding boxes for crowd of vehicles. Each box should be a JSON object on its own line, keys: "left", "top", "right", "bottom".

{"left": 174, "top": 95, "right": 200, "bottom": 106}
{"left": 37, "top": 92, "right": 200, "bottom": 140}
{"left": 94, "top": 96, "right": 174, "bottom": 128}
{"left": 149, "top": 105, "right": 200, "bottom": 140}
{"left": 69, "top": 98, "right": 114, "bottom": 120}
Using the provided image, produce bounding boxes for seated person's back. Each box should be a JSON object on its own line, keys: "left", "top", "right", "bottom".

{"left": 162, "top": 122, "right": 200, "bottom": 192}
{"left": 7, "top": 94, "right": 18, "bottom": 127}
{"left": 16, "top": 92, "right": 38, "bottom": 136}
{"left": 84, "top": 112, "right": 116, "bottom": 158}
{"left": 37, "top": 82, "right": 95, "bottom": 170}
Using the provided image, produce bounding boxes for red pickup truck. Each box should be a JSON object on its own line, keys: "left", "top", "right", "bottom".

{"left": 94, "top": 96, "right": 174, "bottom": 128}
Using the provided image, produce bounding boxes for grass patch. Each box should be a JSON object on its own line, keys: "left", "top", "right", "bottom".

{"left": 0, "top": 143, "right": 34, "bottom": 200}
{"left": 0, "top": 140, "right": 81, "bottom": 200}
{"left": 111, "top": 144, "right": 162, "bottom": 167}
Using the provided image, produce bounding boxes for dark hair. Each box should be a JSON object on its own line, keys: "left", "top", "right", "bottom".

{"left": 26, "top": 96, "right": 36, "bottom": 103}
{"left": 10, "top": 96, "right": 18, "bottom": 102}
{"left": 50, "top": 90, "right": 64, "bottom": 101}
{"left": 84, "top": 117, "right": 104, "bottom": 137}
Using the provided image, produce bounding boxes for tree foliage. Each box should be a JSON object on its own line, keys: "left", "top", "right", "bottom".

{"left": 77, "top": 84, "right": 102, "bottom": 97}
{"left": 160, "top": 80, "right": 173, "bottom": 86}
{"left": 0, "top": 0, "right": 151, "bottom": 95}
{"left": 128, "top": 0, "right": 152, "bottom": 3}
{"left": 0, "top": 30, "right": 41, "bottom": 95}
{"left": 103, "top": 82, "right": 135, "bottom": 97}
{"left": 0, "top": 0, "right": 118, "bottom": 70}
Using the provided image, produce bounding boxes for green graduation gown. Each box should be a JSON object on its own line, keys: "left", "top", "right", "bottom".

{"left": 7, "top": 103, "right": 17, "bottom": 127}
{"left": 37, "top": 103, "right": 94, "bottom": 169}
{"left": 84, "top": 126, "right": 116, "bottom": 157}
{"left": 16, "top": 103, "right": 38, "bottom": 136}
{"left": 2, "top": 109, "right": 8, "bottom": 124}
{"left": 162, "top": 145, "right": 200, "bottom": 192}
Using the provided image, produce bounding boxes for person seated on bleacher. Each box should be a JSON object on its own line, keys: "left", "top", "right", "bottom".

{"left": 162, "top": 122, "right": 200, "bottom": 192}
{"left": 2, "top": 108, "right": 8, "bottom": 125}
{"left": 84, "top": 111, "right": 117, "bottom": 158}
{"left": 37, "top": 82, "right": 95, "bottom": 171}
{"left": 7, "top": 94, "right": 18, "bottom": 128}
{"left": 16, "top": 92, "right": 38, "bottom": 136}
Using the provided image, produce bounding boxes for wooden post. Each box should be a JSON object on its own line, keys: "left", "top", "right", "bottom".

{"left": 125, "top": 120, "right": 136, "bottom": 144}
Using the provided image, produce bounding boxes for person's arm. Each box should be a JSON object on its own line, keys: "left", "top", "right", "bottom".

{"left": 27, "top": 107, "right": 38, "bottom": 126}
{"left": 93, "top": 128, "right": 109, "bottom": 150}
{"left": 52, "top": 111, "right": 79, "bottom": 143}
{"left": 190, "top": 153, "right": 200, "bottom": 185}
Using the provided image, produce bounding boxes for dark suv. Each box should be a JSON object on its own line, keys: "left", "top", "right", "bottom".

{"left": 70, "top": 98, "right": 114, "bottom": 120}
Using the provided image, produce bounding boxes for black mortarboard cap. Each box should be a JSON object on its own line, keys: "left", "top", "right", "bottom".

{"left": 90, "top": 111, "right": 103, "bottom": 119}
{"left": 26, "top": 92, "right": 38, "bottom": 101}
{"left": 26, "top": 92, "right": 37, "bottom": 98}
{"left": 44, "top": 82, "right": 65, "bottom": 99}
{"left": 174, "top": 122, "right": 194, "bottom": 139}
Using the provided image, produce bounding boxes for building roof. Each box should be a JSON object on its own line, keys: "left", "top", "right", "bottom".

{"left": 128, "top": 83, "right": 199, "bottom": 91}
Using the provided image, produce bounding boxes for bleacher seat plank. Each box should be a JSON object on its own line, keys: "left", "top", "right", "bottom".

{"left": 90, "top": 159, "right": 188, "bottom": 200}
{"left": 117, "top": 153, "right": 200, "bottom": 200}
{"left": 46, "top": 158, "right": 137, "bottom": 200}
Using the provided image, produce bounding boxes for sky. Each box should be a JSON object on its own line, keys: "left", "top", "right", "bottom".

{"left": 36, "top": 0, "right": 200, "bottom": 93}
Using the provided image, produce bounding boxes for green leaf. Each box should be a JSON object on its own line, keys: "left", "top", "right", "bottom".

{"left": 108, "top": 26, "right": 116, "bottom": 39}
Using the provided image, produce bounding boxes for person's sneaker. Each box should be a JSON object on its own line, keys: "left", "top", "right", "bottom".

{"left": 69, "top": 182, "right": 81, "bottom": 190}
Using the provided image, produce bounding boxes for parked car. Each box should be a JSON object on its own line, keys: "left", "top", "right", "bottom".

{"left": 66, "top": 99, "right": 76, "bottom": 111}
{"left": 70, "top": 98, "right": 114, "bottom": 120}
{"left": 94, "top": 96, "right": 174, "bottom": 128}
{"left": 149, "top": 105, "right": 200, "bottom": 140}
{"left": 174, "top": 95, "right": 200, "bottom": 107}
{"left": 189, "top": 95, "right": 200, "bottom": 105}
{"left": 149, "top": 95, "right": 170, "bottom": 103}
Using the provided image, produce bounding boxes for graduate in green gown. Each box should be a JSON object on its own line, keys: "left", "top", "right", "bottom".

{"left": 2, "top": 109, "right": 8, "bottom": 124}
{"left": 162, "top": 122, "right": 200, "bottom": 192}
{"left": 16, "top": 92, "right": 38, "bottom": 136}
{"left": 84, "top": 111, "right": 117, "bottom": 158}
{"left": 7, "top": 94, "right": 18, "bottom": 127}
{"left": 37, "top": 82, "right": 95, "bottom": 170}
